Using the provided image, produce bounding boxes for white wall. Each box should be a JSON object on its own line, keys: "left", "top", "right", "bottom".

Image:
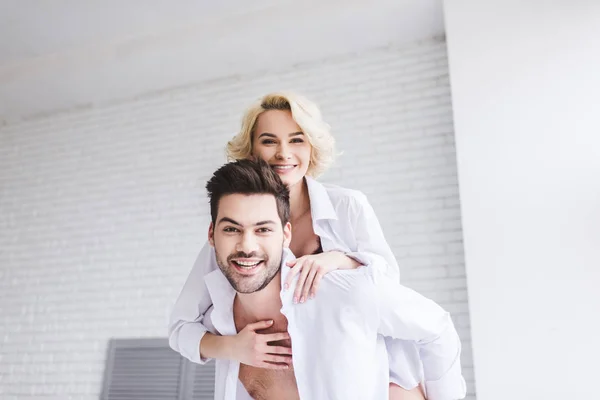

{"left": 444, "top": 1, "right": 600, "bottom": 399}
{"left": 0, "top": 38, "right": 476, "bottom": 399}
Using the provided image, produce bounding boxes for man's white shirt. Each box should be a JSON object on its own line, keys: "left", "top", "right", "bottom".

{"left": 202, "top": 249, "right": 466, "bottom": 400}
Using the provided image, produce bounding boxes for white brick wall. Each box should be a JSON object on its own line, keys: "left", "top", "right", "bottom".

{"left": 0, "top": 37, "right": 475, "bottom": 399}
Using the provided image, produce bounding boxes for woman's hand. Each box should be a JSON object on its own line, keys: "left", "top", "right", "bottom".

{"left": 284, "top": 251, "right": 361, "bottom": 303}
{"left": 231, "top": 320, "right": 293, "bottom": 369}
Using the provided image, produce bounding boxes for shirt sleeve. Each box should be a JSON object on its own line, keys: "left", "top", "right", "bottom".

{"left": 345, "top": 191, "right": 401, "bottom": 282}
{"left": 375, "top": 274, "right": 467, "bottom": 400}
{"left": 168, "top": 241, "right": 218, "bottom": 364}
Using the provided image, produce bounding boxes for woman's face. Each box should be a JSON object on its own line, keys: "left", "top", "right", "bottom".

{"left": 251, "top": 109, "right": 312, "bottom": 187}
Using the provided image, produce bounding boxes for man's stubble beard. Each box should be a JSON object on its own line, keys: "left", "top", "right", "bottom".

{"left": 215, "top": 246, "right": 283, "bottom": 294}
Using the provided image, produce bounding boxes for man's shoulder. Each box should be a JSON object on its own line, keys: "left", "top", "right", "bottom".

{"left": 302, "top": 268, "right": 380, "bottom": 327}
{"left": 320, "top": 267, "right": 378, "bottom": 300}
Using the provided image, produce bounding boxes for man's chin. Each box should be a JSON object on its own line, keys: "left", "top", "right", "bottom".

{"left": 234, "top": 286, "right": 260, "bottom": 294}
{"left": 224, "top": 272, "right": 261, "bottom": 293}
{"left": 231, "top": 279, "right": 263, "bottom": 294}
{"left": 229, "top": 268, "right": 280, "bottom": 294}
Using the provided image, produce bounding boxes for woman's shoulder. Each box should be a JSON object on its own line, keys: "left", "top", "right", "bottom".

{"left": 318, "top": 181, "right": 371, "bottom": 210}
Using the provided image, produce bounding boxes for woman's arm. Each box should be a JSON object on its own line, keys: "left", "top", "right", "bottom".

{"left": 168, "top": 241, "right": 218, "bottom": 364}
{"left": 346, "top": 191, "right": 400, "bottom": 281}
{"left": 201, "top": 322, "right": 292, "bottom": 369}
{"left": 285, "top": 190, "right": 400, "bottom": 301}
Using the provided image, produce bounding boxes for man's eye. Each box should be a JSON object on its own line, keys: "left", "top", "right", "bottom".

{"left": 223, "top": 227, "right": 239, "bottom": 233}
{"left": 257, "top": 228, "right": 272, "bottom": 233}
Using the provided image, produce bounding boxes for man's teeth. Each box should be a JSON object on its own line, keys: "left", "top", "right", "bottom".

{"left": 234, "top": 261, "right": 261, "bottom": 268}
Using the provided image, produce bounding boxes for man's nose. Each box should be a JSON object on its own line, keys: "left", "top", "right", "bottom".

{"left": 237, "top": 232, "right": 258, "bottom": 254}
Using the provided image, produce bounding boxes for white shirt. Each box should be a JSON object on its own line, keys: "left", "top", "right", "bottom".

{"left": 202, "top": 249, "right": 465, "bottom": 400}
{"left": 169, "top": 177, "right": 466, "bottom": 399}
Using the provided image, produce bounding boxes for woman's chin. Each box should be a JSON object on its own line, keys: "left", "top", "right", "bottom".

{"left": 281, "top": 175, "right": 304, "bottom": 188}
{"left": 272, "top": 165, "right": 309, "bottom": 188}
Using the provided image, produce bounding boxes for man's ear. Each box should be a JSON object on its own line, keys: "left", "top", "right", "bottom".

{"left": 208, "top": 222, "right": 215, "bottom": 247}
{"left": 283, "top": 221, "right": 292, "bottom": 248}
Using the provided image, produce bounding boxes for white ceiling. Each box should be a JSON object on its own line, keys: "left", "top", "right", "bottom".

{"left": 0, "top": 0, "right": 291, "bottom": 64}
{"left": 0, "top": 0, "right": 445, "bottom": 123}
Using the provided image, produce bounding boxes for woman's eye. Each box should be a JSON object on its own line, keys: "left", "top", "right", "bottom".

{"left": 291, "top": 138, "right": 304, "bottom": 143}
{"left": 261, "top": 139, "right": 276, "bottom": 145}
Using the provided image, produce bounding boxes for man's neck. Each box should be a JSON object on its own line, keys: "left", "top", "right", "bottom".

{"left": 235, "top": 271, "right": 283, "bottom": 321}
{"left": 288, "top": 178, "right": 310, "bottom": 222}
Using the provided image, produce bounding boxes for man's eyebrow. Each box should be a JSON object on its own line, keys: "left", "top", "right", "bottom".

{"left": 217, "top": 217, "right": 241, "bottom": 226}
{"left": 255, "top": 220, "right": 277, "bottom": 226}
{"left": 217, "top": 218, "right": 277, "bottom": 226}
{"left": 257, "top": 131, "right": 304, "bottom": 139}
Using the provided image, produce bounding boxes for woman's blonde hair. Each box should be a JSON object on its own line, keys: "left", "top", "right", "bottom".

{"left": 226, "top": 92, "right": 336, "bottom": 177}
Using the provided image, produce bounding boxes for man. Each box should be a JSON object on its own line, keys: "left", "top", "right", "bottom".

{"left": 200, "top": 159, "right": 465, "bottom": 399}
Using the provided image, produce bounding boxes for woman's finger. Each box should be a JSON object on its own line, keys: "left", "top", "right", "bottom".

{"left": 261, "top": 332, "right": 291, "bottom": 343}
{"left": 301, "top": 266, "right": 318, "bottom": 303}
{"left": 286, "top": 259, "right": 297, "bottom": 267}
{"left": 263, "top": 354, "right": 293, "bottom": 364}
{"left": 284, "top": 258, "right": 304, "bottom": 290}
{"left": 293, "top": 260, "right": 313, "bottom": 303}
{"left": 259, "top": 361, "right": 290, "bottom": 370}
{"left": 310, "top": 269, "right": 327, "bottom": 299}
{"left": 266, "top": 345, "right": 293, "bottom": 355}
{"left": 244, "top": 319, "right": 274, "bottom": 332}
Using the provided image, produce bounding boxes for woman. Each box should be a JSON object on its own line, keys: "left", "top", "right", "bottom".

{"left": 170, "top": 92, "right": 426, "bottom": 399}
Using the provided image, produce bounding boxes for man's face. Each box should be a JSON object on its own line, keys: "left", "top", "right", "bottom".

{"left": 209, "top": 193, "right": 291, "bottom": 293}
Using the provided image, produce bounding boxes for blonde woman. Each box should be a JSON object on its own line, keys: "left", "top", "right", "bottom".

{"left": 169, "top": 92, "right": 465, "bottom": 400}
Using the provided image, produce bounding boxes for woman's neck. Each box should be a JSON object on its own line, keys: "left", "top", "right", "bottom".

{"left": 288, "top": 178, "right": 311, "bottom": 222}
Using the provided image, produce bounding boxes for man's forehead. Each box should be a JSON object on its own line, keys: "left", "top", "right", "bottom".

{"left": 217, "top": 193, "right": 280, "bottom": 223}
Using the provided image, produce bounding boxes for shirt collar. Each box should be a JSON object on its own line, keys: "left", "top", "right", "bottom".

{"left": 204, "top": 265, "right": 237, "bottom": 335}
{"left": 305, "top": 176, "right": 337, "bottom": 221}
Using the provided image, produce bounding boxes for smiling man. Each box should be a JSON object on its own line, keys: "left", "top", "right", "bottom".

{"left": 200, "top": 159, "right": 465, "bottom": 400}
{"left": 205, "top": 160, "right": 297, "bottom": 399}
{"left": 209, "top": 187, "right": 290, "bottom": 295}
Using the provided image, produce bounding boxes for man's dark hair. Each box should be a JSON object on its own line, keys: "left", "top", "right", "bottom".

{"left": 206, "top": 159, "right": 290, "bottom": 226}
